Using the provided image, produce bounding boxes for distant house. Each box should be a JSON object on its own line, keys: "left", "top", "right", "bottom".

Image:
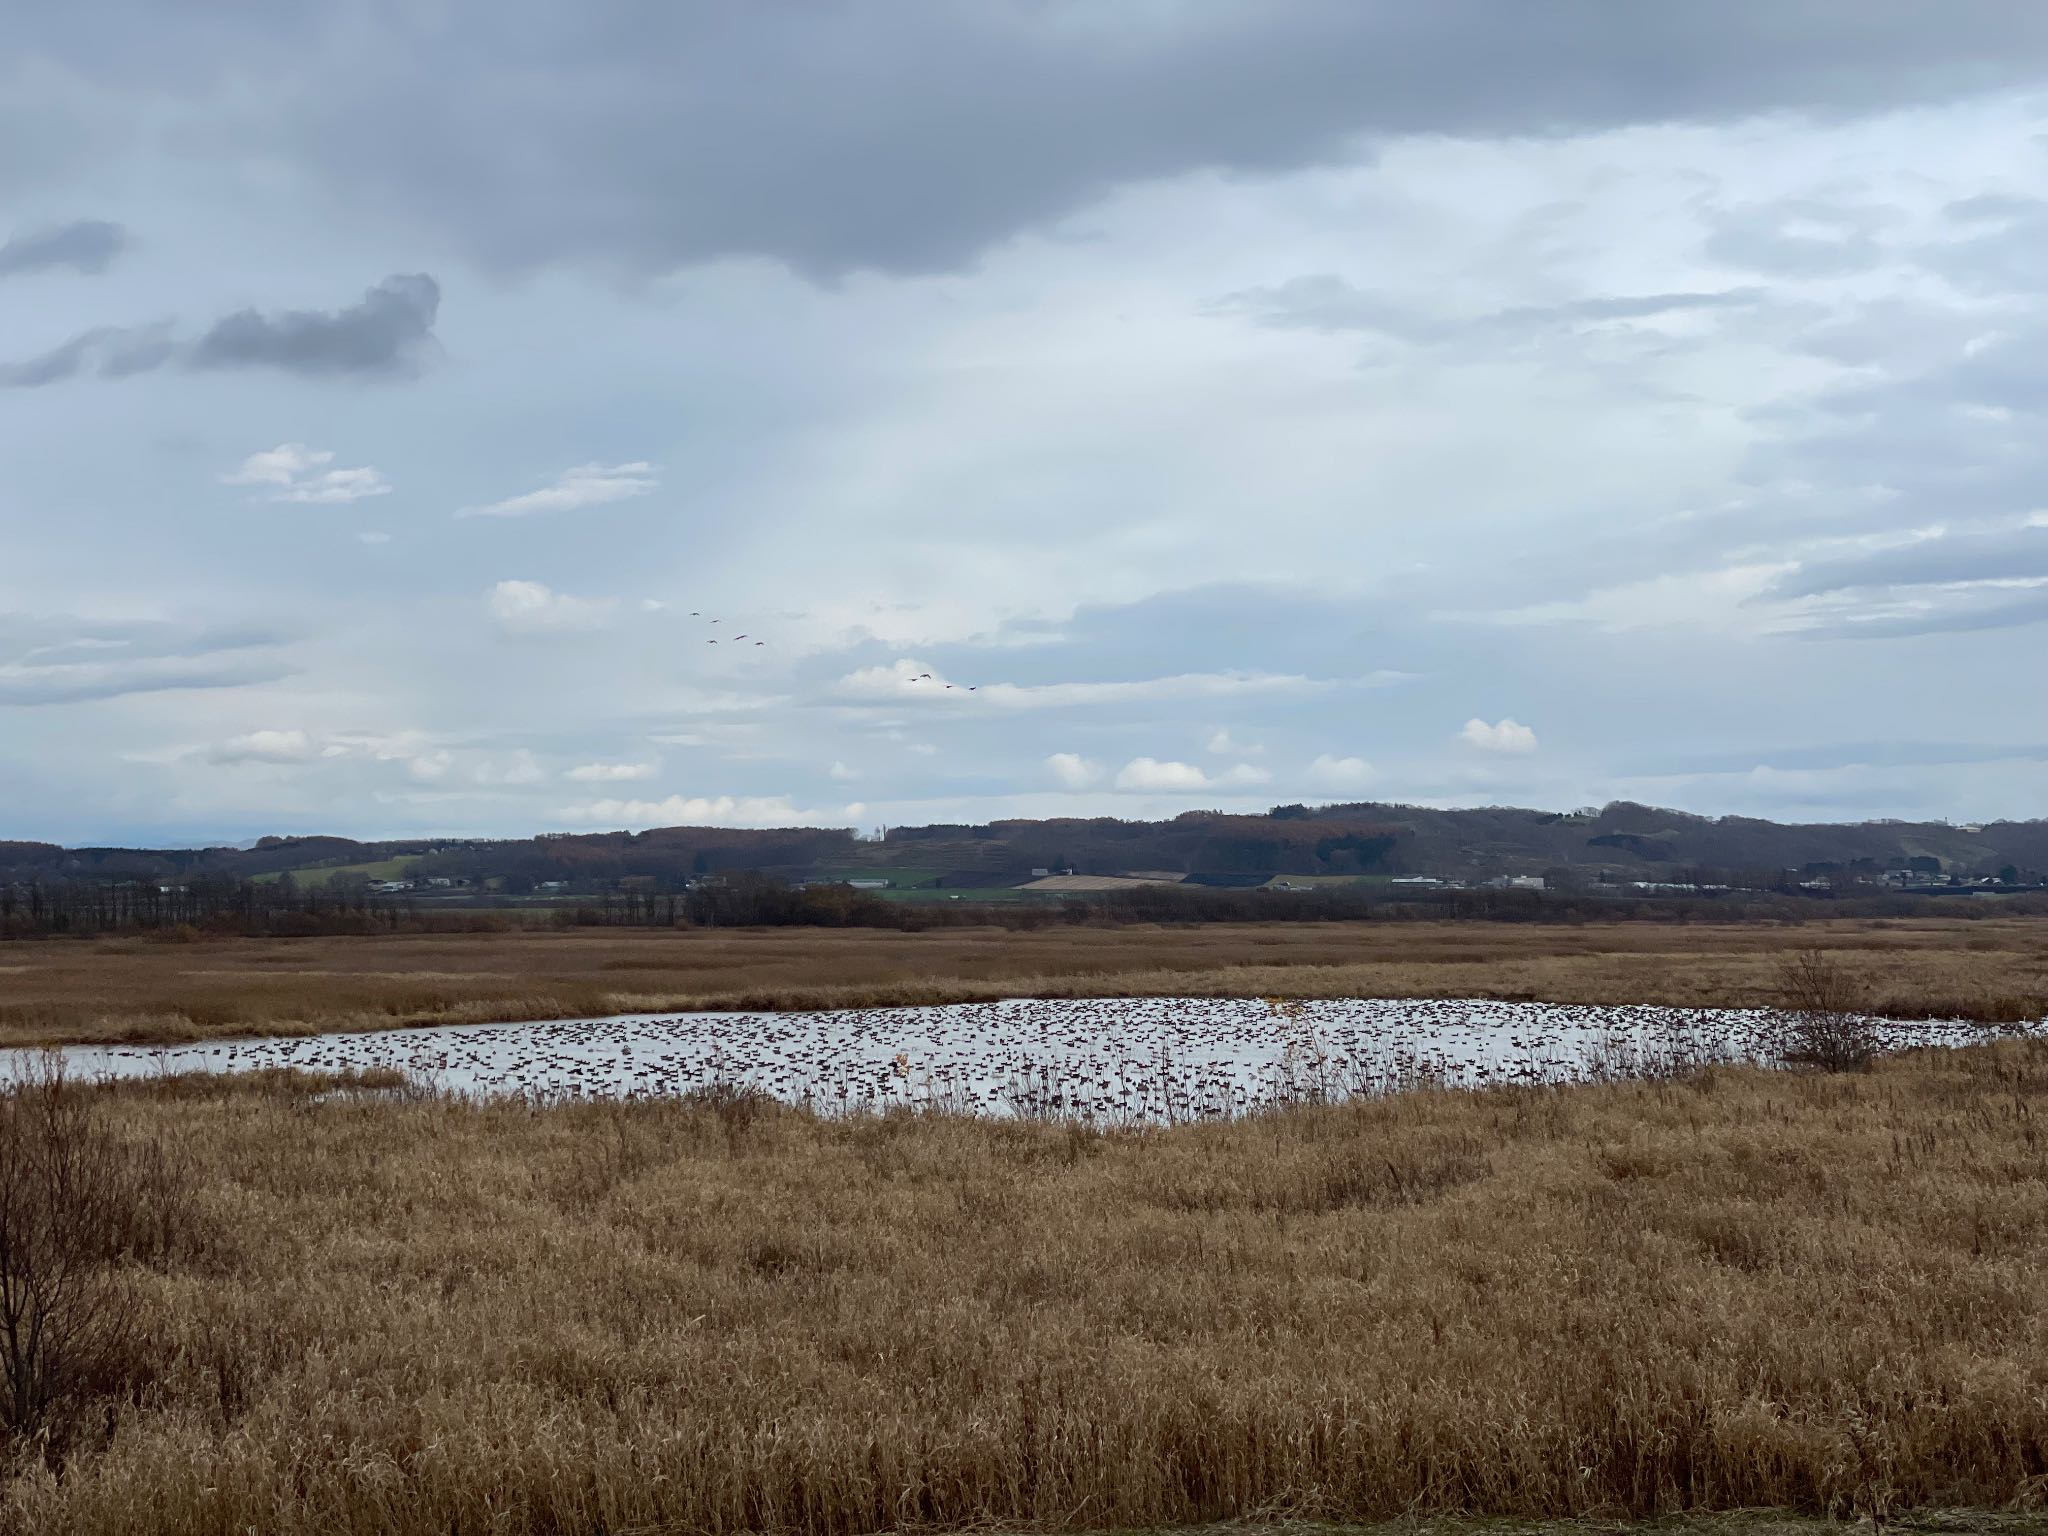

{"left": 845, "top": 878, "right": 890, "bottom": 890}
{"left": 1485, "top": 875, "right": 1545, "bottom": 892}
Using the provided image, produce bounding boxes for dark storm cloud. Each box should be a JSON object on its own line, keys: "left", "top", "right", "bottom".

{"left": 0, "top": 218, "right": 130, "bottom": 277}
{"left": 0, "top": 275, "right": 440, "bottom": 387}
{"left": 18, "top": 2, "right": 2048, "bottom": 278}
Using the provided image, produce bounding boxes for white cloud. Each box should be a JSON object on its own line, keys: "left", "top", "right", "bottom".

{"left": 207, "top": 730, "right": 562, "bottom": 788}
{"left": 1206, "top": 728, "right": 1265, "bottom": 755}
{"left": 556, "top": 793, "right": 841, "bottom": 828}
{"left": 459, "top": 461, "right": 658, "bottom": 519}
{"left": 1460, "top": 718, "right": 1540, "bottom": 754}
{"left": 565, "top": 760, "right": 656, "bottom": 782}
{"left": 828, "top": 760, "right": 859, "bottom": 781}
{"left": 223, "top": 444, "right": 392, "bottom": 504}
{"left": 1114, "top": 756, "right": 1270, "bottom": 792}
{"left": 405, "top": 749, "right": 454, "bottom": 782}
{"left": 1116, "top": 757, "right": 1209, "bottom": 792}
{"left": 486, "top": 579, "right": 613, "bottom": 635}
{"left": 356, "top": 531, "right": 392, "bottom": 545}
{"left": 1045, "top": 752, "right": 1101, "bottom": 789}
{"left": 1304, "top": 753, "right": 1375, "bottom": 791}
{"left": 474, "top": 750, "right": 546, "bottom": 786}
{"left": 210, "top": 728, "right": 317, "bottom": 764}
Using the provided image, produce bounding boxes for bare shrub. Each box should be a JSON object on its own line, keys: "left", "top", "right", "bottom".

{"left": 0, "top": 1058, "right": 193, "bottom": 1458}
{"left": 1777, "top": 948, "right": 1881, "bottom": 1072}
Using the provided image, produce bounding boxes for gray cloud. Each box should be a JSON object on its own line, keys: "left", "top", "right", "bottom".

{"left": 1775, "top": 526, "right": 2048, "bottom": 597}
{"left": 1799, "top": 586, "right": 2048, "bottom": 641}
{"left": 1740, "top": 311, "right": 2048, "bottom": 545}
{"left": 1221, "top": 274, "right": 1763, "bottom": 342}
{"left": 19, "top": 4, "right": 2048, "bottom": 278}
{"left": 1703, "top": 200, "right": 1889, "bottom": 277}
{"left": 0, "top": 218, "right": 130, "bottom": 277}
{"left": 0, "top": 323, "right": 177, "bottom": 387}
{"left": 188, "top": 273, "right": 440, "bottom": 376}
{"left": 1919, "top": 196, "right": 2048, "bottom": 294}
{"left": 0, "top": 274, "right": 440, "bottom": 387}
{"left": 1504, "top": 290, "right": 1767, "bottom": 323}
{"left": 0, "top": 617, "right": 291, "bottom": 706}
{"left": 1217, "top": 275, "right": 1444, "bottom": 340}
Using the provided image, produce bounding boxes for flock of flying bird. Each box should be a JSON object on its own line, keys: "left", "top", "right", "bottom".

{"left": 31, "top": 996, "right": 2035, "bottom": 1123}
{"left": 687, "top": 610, "right": 987, "bottom": 691}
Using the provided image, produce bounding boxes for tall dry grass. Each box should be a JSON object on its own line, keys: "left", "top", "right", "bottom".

{"left": 1, "top": 917, "right": 2044, "bottom": 1046}
{"left": 0, "top": 1041, "right": 2042, "bottom": 1532}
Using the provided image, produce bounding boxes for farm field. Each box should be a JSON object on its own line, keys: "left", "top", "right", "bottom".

{"left": 4, "top": 1039, "right": 2043, "bottom": 1533}
{"left": 248, "top": 856, "right": 419, "bottom": 886}
{"left": 0, "top": 916, "right": 2042, "bottom": 1047}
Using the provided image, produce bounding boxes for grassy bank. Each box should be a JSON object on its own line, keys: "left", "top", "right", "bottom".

{"left": 0, "top": 917, "right": 2044, "bottom": 1047}
{"left": 4, "top": 1041, "right": 2045, "bottom": 1532}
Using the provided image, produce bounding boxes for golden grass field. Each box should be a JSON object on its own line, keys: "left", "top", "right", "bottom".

{"left": 2, "top": 1039, "right": 2043, "bottom": 1533}
{"left": 0, "top": 916, "right": 2044, "bottom": 1046}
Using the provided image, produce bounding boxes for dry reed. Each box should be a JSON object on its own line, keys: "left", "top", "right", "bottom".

{"left": 0, "top": 1040, "right": 2042, "bottom": 1533}
{"left": 1, "top": 918, "right": 2043, "bottom": 1047}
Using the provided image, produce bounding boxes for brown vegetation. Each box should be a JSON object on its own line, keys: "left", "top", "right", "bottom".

{"left": 1774, "top": 949, "right": 1884, "bottom": 1074}
{"left": 0, "top": 1061, "right": 194, "bottom": 1463}
{"left": 0, "top": 917, "right": 2044, "bottom": 1048}
{"left": 0, "top": 1041, "right": 2042, "bottom": 1531}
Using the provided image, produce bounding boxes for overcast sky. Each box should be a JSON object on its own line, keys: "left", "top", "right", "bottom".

{"left": 7, "top": 3, "right": 2048, "bottom": 843}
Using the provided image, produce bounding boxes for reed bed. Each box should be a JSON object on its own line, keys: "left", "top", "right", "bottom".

{"left": 2, "top": 1039, "right": 2044, "bottom": 1533}
{"left": 1, "top": 917, "right": 2044, "bottom": 1046}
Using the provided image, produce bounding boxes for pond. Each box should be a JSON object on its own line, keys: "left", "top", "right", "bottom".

{"left": 14, "top": 996, "right": 2036, "bottom": 1121}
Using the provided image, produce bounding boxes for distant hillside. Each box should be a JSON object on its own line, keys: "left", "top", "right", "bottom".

{"left": 3, "top": 802, "right": 2046, "bottom": 894}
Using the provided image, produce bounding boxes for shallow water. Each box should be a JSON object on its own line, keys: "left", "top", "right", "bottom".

{"left": 12, "top": 997, "right": 2037, "bottom": 1120}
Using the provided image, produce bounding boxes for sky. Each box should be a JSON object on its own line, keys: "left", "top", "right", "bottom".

{"left": 6, "top": 2, "right": 2048, "bottom": 844}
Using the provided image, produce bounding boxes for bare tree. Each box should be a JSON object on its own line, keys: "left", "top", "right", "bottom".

{"left": 1775, "top": 948, "right": 1880, "bottom": 1072}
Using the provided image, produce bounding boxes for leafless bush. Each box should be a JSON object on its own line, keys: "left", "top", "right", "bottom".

{"left": 0, "top": 1057, "right": 194, "bottom": 1458}
{"left": 1777, "top": 948, "right": 1881, "bottom": 1072}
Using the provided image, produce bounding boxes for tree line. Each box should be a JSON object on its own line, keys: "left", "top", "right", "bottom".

{"left": 0, "top": 878, "right": 420, "bottom": 939}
